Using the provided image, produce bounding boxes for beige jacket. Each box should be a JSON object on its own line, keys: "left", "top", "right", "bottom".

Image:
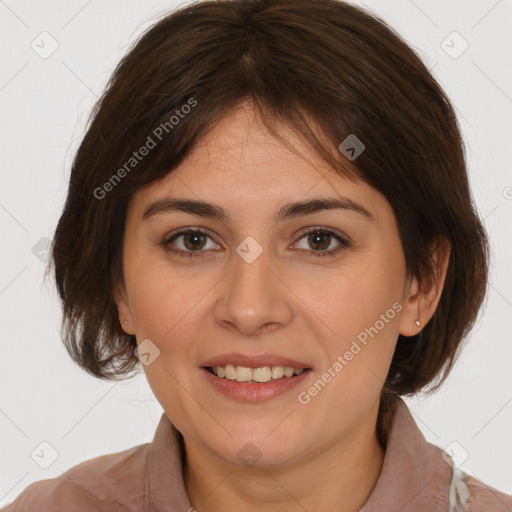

{"left": 2, "top": 398, "right": 511, "bottom": 511}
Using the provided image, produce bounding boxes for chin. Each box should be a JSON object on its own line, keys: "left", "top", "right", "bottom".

{"left": 206, "top": 428, "right": 305, "bottom": 469}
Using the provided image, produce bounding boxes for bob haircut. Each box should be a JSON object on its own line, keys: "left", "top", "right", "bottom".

{"left": 49, "top": 0, "right": 488, "bottom": 424}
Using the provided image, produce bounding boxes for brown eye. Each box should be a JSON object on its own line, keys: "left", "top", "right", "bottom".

{"left": 294, "top": 228, "right": 350, "bottom": 258}
{"left": 181, "top": 232, "right": 208, "bottom": 251}
{"left": 162, "top": 229, "right": 219, "bottom": 258}
{"left": 306, "top": 231, "right": 333, "bottom": 251}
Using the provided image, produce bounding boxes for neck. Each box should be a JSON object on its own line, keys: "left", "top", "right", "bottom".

{"left": 183, "top": 407, "right": 386, "bottom": 512}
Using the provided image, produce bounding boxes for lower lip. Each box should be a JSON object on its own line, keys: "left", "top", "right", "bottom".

{"left": 201, "top": 367, "right": 312, "bottom": 403}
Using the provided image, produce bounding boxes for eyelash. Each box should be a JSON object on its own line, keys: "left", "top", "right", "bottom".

{"left": 161, "top": 227, "right": 350, "bottom": 259}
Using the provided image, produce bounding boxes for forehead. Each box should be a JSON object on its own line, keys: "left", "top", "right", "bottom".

{"left": 127, "top": 103, "right": 390, "bottom": 224}
{"left": 176, "top": 103, "right": 336, "bottom": 188}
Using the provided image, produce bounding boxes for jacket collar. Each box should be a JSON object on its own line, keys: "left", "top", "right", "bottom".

{"left": 145, "top": 397, "right": 452, "bottom": 511}
{"left": 359, "top": 398, "right": 452, "bottom": 511}
{"left": 145, "top": 412, "right": 191, "bottom": 511}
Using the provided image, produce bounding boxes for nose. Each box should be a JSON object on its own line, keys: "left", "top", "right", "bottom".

{"left": 213, "top": 240, "right": 293, "bottom": 336}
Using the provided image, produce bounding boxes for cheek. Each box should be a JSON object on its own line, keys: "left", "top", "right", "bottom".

{"left": 314, "top": 255, "right": 403, "bottom": 363}
{"left": 124, "top": 253, "right": 174, "bottom": 334}
{"left": 125, "top": 256, "right": 217, "bottom": 348}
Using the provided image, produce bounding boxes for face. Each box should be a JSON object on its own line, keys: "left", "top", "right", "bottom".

{"left": 116, "top": 101, "right": 420, "bottom": 468}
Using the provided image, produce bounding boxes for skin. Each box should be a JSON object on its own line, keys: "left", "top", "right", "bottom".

{"left": 115, "top": 100, "right": 450, "bottom": 512}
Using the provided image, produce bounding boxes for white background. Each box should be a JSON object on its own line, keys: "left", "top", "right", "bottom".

{"left": 1, "top": 0, "right": 511, "bottom": 506}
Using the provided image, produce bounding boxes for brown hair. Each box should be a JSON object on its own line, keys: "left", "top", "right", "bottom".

{"left": 48, "top": 0, "right": 489, "bottom": 422}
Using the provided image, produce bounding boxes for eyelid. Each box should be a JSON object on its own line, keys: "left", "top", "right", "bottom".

{"left": 293, "top": 225, "right": 352, "bottom": 245}
{"left": 164, "top": 226, "right": 215, "bottom": 241}
{"left": 161, "top": 225, "right": 351, "bottom": 258}
{"left": 291, "top": 227, "right": 350, "bottom": 258}
{"left": 162, "top": 225, "right": 350, "bottom": 244}
{"left": 163, "top": 227, "right": 220, "bottom": 249}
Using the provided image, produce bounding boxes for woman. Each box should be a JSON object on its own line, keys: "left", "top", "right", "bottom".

{"left": 3, "top": 0, "right": 511, "bottom": 510}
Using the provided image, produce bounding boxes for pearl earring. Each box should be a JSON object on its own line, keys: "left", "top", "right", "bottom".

{"left": 123, "top": 320, "right": 128, "bottom": 325}
{"left": 415, "top": 320, "right": 421, "bottom": 327}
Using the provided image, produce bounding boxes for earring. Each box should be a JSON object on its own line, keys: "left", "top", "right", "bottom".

{"left": 415, "top": 320, "right": 421, "bottom": 327}
{"left": 123, "top": 320, "right": 128, "bottom": 325}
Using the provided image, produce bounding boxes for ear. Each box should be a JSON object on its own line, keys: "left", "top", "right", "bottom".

{"left": 398, "top": 237, "right": 451, "bottom": 337}
{"left": 114, "top": 280, "right": 136, "bottom": 335}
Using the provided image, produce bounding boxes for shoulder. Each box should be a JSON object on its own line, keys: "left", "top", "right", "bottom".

{"left": 424, "top": 431, "right": 512, "bottom": 511}
{"left": 369, "top": 398, "right": 512, "bottom": 511}
{"left": 1, "top": 442, "right": 150, "bottom": 512}
{"left": 458, "top": 470, "right": 512, "bottom": 511}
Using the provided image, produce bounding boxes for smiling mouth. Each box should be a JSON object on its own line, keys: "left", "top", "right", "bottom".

{"left": 204, "top": 365, "right": 311, "bottom": 383}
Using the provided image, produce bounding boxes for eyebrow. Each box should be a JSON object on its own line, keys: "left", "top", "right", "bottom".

{"left": 142, "top": 197, "right": 374, "bottom": 223}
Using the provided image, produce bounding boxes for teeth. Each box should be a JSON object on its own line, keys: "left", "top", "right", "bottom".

{"left": 284, "top": 366, "right": 295, "bottom": 377}
{"left": 253, "top": 366, "right": 272, "bottom": 382}
{"left": 236, "top": 366, "right": 253, "bottom": 382}
{"left": 211, "top": 365, "right": 306, "bottom": 382}
{"left": 271, "top": 366, "right": 284, "bottom": 379}
{"left": 224, "top": 364, "right": 236, "bottom": 380}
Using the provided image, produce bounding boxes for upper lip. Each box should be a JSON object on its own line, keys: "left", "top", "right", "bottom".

{"left": 201, "top": 353, "right": 311, "bottom": 369}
